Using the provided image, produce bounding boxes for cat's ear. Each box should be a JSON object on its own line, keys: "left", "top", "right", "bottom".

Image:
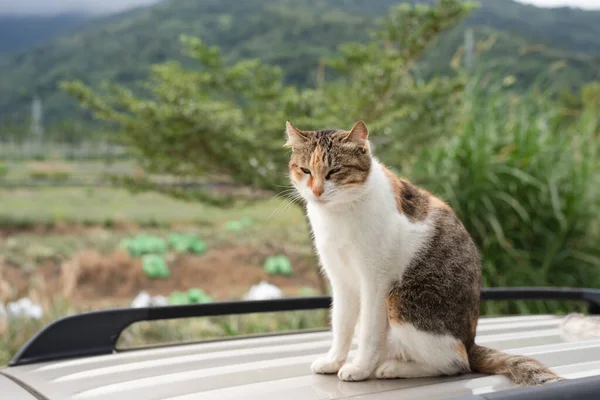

{"left": 284, "top": 120, "right": 308, "bottom": 148}
{"left": 344, "top": 120, "right": 369, "bottom": 146}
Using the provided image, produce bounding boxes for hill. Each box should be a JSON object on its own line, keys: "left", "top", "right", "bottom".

{"left": 0, "top": 13, "right": 90, "bottom": 54}
{"left": 1, "top": 0, "right": 599, "bottom": 126}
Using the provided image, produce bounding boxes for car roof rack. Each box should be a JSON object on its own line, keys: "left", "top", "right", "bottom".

{"left": 8, "top": 287, "right": 600, "bottom": 367}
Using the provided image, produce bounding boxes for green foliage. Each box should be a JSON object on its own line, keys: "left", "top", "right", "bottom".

{"left": 264, "top": 255, "right": 293, "bottom": 276}
{"left": 141, "top": 254, "right": 170, "bottom": 279}
{"left": 168, "top": 233, "right": 207, "bottom": 254}
{"left": 63, "top": 0, "right": 472, "bottom": 201}
{"left": 167, "top": 289, "right": 212, "bottom": 305}
{"left": 421, "top": 26, "right": 600, "bottom": 93}
{"left": 0, "top": 162, "right": 8, "bottom": 178}
{"left": 186, "top": 288, "right": 213, "bottom": 304}
{"left": 470, "top": 0, "right": 600, "bottom": 53}
{"left": 120, "top": 235, "right": 167, "bottom": 257}
{"left": 558, "top": 81, "right": 600, "bottom": 131}
{"left": 122, "top": 233, "right": 207, "bottom": 258}
{"left": 167, "top": 291, "right": 189, "bottom": 305}
{"left": 225, "top": 217, "right": 254, "bottom": 232}
{"left": 414, "top": 78, "right": 600, "bottom": 314}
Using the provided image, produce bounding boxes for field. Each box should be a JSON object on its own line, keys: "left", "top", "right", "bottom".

{"left": 0, "top": 161, "right": 331, "bottom": 365}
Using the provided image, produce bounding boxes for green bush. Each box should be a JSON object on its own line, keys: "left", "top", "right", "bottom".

{"left": 167, "top": 289, "right": 212, "bottom": 305}
{"left": 415, "top": 81, "right": 600, "bottom": 315}
{"left": 120, "top": 235, "right": 167, "bottom": 257}
{"left": 141, "top": 254, "right": 170, "bottom": 279}
{"left": 0, "top": 162, "right": 7, "bottom": 178}
{"left": 224, "top": 217, "right": 254, "bottom": 232}
{"left": 264, "top": 255, "right": 293, "bottom": 276}
{"left": 168, "top": 291, "right": 189, "bottom": 305}
{"left": 187, "top": 288, "right": 212, "bottom": 304}
{"left": 168, "top": 233, "right": 207, "bottom": 254}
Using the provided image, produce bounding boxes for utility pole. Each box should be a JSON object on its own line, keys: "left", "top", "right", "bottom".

{"left": 30, "top": 96, "right": 44, "bottom": 144}
{"left": 464, "top": 28, "right": 474, "bottom": 70}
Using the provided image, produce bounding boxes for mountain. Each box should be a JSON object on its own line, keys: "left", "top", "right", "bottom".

{"left": 468, "top": 0, "right": 600, "bottom": 53}
{"left": 0, "top": 0, "right": 599, "bottom": 126}
{"left": 0, "top": 13, "right": 90, "bottom": 53}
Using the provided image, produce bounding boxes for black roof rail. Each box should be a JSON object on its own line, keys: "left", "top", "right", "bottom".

{"left": 481, "top": 287, "right": 600, "bottom": 314}
{"left": 8, "top": 287, "right": 600, "bottom": 367}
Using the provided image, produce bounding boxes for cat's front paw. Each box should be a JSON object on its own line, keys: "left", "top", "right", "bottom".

{"left": 338, "top": 363, "right": 371, "bottom": 382}
{"left": 311, "top": 357, "right": 344, "bottom": 374}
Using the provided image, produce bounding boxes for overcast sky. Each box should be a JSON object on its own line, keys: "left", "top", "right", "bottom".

{"left": 518, "top": 0, "right": 600, "bottom": 8}
{"left": 0, "top": 0, "right": 162, "bottom": 15}
{"left": 0, "top": 0, "right": 598, "bottom": 15}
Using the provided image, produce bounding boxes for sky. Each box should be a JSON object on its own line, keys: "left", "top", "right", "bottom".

{"left": 0, "top": 0, "right": 598, "bottom": 15}
{"left": 517, "top": 0, "right": 600, "bottom": 8}
{"left": 0, "top": 0, "right": 162, "bottom": 15}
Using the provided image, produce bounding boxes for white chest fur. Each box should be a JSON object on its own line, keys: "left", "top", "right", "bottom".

{"left": 306, "top": 161, "right": 433, "bottom": 285}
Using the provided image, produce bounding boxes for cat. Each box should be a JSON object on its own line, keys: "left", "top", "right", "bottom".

{"left": 284, "top": 120, "right": 564, "bottom": 385}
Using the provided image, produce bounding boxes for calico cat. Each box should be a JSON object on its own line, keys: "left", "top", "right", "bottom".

{"left": 285, "top": 120, "right": 564, "bottom": 385}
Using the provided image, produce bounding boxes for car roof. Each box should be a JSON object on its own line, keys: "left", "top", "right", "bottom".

{"left": 3, "top": 313, "right": 600, "bottom": 400}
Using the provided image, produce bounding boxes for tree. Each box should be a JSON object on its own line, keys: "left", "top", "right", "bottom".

{"left": 62, "top": 0, "right": 476, "bottom": 203}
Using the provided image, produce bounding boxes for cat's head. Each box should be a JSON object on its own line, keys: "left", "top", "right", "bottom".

{"left": 285, "top": 120, "right": 372, "bottom": 206}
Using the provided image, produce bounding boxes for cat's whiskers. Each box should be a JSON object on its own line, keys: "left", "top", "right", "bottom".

{"left": 268, "top": 199, "right": 300, "bottom": 221}
{"left": 269, "top": 188, "right": 297, "bottom": 203}
{"left": 268, "top": 191, "right": 303, "bottom": 221}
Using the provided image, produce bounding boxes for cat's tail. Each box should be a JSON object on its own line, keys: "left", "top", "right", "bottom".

{"left": 467, "top": 343, "right": 564, "bottom": 386}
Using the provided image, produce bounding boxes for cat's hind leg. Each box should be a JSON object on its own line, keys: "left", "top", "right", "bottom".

{"left": 376, "top": 359, "right": 448, "bottom": 379}
{"left": 375, "top": 322, "right": 470, "bottom": 379}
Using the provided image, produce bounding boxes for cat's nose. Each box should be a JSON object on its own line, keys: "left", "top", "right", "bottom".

{"left": 312, "top": 186, "right": 324, "bottom": 197}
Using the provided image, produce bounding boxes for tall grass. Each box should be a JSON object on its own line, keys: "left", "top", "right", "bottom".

{"left": 415, "top": 79, "right": 600, "bottom": 315}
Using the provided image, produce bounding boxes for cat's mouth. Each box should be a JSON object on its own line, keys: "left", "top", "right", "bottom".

{"left": 313, "top": 198, "right": 330, "bottom": 205}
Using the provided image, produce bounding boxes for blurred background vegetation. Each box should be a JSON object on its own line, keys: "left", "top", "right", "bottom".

{"left": 1, "top": 0, "right": 600, "bottom": 364}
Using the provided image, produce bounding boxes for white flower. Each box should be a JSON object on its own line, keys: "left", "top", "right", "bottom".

{"left": 131, "top": 291, "right": 169, "bottom": 308}
{"left": 6, "top": 298, "right": 43, "bottom": 319}
{"left": 131, "top": 291, "right": 152, "bottom": 308}
{"left": 151, "top": 295, "right": 168, "bottom": 307}
{"left": 244, "top": 281, "right": 283, "bottom": 301}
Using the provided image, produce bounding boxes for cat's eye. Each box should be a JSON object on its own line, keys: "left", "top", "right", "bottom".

{"left": 326, "top": 168, "right": 341, "bottom": 180}
{"left": 300, "top": 167, "right": 311, "bottom": 175}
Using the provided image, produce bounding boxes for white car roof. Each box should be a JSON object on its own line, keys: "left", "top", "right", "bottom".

{"left": 3, "top": 313, "right": 600, "bottom": 400}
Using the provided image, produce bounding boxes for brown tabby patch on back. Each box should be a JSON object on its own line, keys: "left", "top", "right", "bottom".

{"left": 386, "top": 206, "right": 481, "bottom": 346}
{"left": 381, "top": 166, "right": 438, "bottom": 222}
{"left": 398, "top": 179, "right": 430, "bottom": 222}
{"left": 288, "top": 129, "right": 372, "bottom": 189}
